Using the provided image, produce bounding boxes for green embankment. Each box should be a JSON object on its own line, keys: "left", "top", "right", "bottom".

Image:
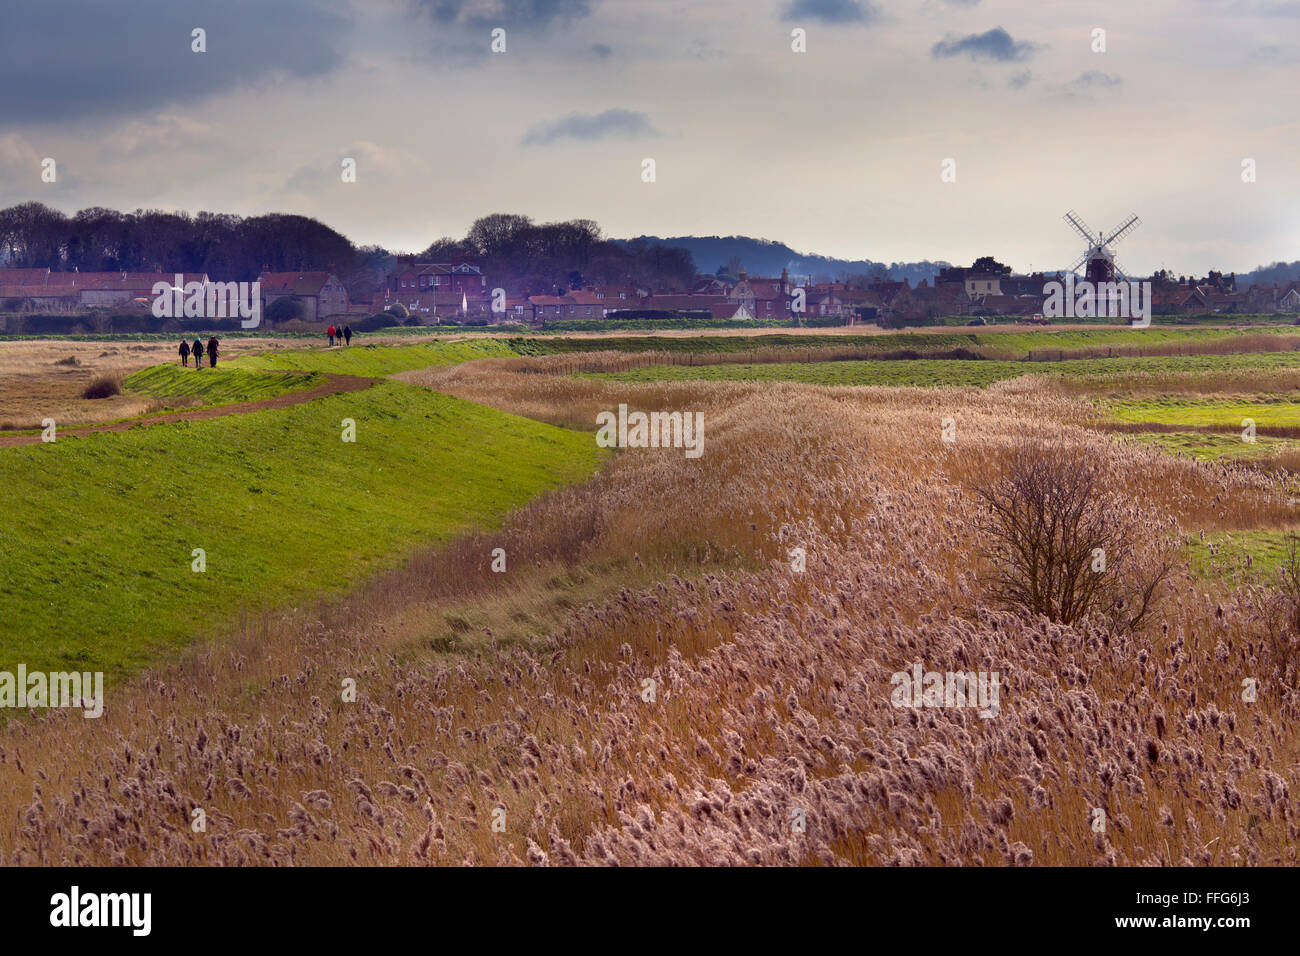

{"left": 230, "top": 340, "right": 520, "bottom": 375}
{"left": 0, "top": 381, "right": 606, "bottom": 678}
{"left": 124, "top": 364, "right": 325, "bottom": 406}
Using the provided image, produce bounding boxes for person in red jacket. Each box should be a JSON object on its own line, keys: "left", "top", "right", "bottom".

{"left": 327, "top": 324, "right": 336, "bottom": 346}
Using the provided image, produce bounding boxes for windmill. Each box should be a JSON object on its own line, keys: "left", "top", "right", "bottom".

{"left": 1064, "top": 210, "right": 1141, "bottom": 283}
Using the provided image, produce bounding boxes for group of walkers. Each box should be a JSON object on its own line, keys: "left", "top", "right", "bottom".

{"left": 176, "top": 325, "right": 350, "bottom": 368}
{"left": 178, "top": 337, "right": 220, "bottom": 368}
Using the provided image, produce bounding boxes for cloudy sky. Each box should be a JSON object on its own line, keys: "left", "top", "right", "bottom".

{"left": 1, "top": 0, "right": 1296, "bottom": 275}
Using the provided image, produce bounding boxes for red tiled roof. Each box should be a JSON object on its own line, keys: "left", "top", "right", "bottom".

{"left": 259, "top": 272, "right": 336, "bottom": 296}
{"left": 0, "top": 268, "right": 52, "bottom": 286}
{"left": 0, "top": 284, "right": 78, "bottom": 297}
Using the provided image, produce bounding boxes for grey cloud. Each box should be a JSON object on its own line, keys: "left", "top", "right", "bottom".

{"left": 1255, "top": 1, "right": 1300, "bottom": 15}
{"left": 1008, "top": 69, "right": 1032, "bottom": 89}
{"left": 1254, "top": 44, "right": 1300, "bottom": 62}
{"left": 591, "top": 43, "right": 612, "bottom": 58}
{"left": 931, "top": 27, "right": 1039, "bottom": 62}
{"left": 688, "top": 39, "right": 724, "bottom": 59}
{"left": 1066, "top": 70, "right": 1123, "bottom": 91}
{"left": 411, "top": 0, "right": 592, "bottom": 30}
{"left": 0, "top": 0, "right": 351, "bottom": 124}
{"left": 521, "top": 109, "right": 658, "bottom": 146}
{"left": 781, "top": 0, "right": 880, "bottom": 24}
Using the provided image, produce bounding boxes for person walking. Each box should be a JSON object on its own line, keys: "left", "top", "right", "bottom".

{"left": 179, "top": 340, "right": 190, "bottom": 367}
{"left": 343, "top": 324, "right": 352, "bottom": 346}
{"left": 192, "top": 337, "right": 205, "bottom": 368}
{"left": 327, "top": 324, "right": 336, "bottom": 346}
{"left": 207, "top": 336, "right": 219, "bottom": 368}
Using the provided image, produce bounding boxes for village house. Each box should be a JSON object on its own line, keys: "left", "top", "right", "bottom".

{"left": 529, "top": 291, "right": 602, "bottom": 320}
{"left": 259, "top": 270, "right": 349, "bottom": 321}
{"left": 390, "top": 257, "right": 488, "bottom": 296}
{"left": 935, "top": 266, "right": 1003, "bottom": 298}
{"left": 591, "top": 284, "right": 641, "bottom": 305}
{"left": 377, "top": 289, "right": 476, "bottom": 321}
{"left": 1280, "top": 284, "right": 1300, "bottom": 313}
{"left": 0, "top": 267, "right": 210, "bottom": 310}
{"left": 728, "top": 268, "right": 796, "bottom": 320}
{"left": 526, "top": 295, "right": 567, "bottom": 321}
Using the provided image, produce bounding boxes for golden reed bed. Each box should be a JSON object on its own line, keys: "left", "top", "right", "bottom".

{"left": 2, "top": 365, "right": 1296, "bottom": 865}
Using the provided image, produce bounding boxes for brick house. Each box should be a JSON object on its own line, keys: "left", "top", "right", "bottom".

{"left": 728, "top": 268, "right": 796, "bottom": 320}
{"left": 391, "top": 258, "right": 488, "bottom": 297}
{"left": 259, "top": 271, "right": 349, "bottom": 322}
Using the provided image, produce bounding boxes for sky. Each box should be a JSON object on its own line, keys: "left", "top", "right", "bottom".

{"left": 0, "top": 0, "right": 1296, "bottom": 276}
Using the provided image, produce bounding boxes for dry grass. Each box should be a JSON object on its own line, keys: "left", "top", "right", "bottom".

{"left": 0, "top": 336, "right": 309, "bottom": 429}
{"left": 3, "top": 361, "right": 1298, "bottom": 866}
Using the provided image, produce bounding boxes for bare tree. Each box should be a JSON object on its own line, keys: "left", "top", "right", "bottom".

{"left": 976, "top": 443, "right": 1175, "bottom": 630}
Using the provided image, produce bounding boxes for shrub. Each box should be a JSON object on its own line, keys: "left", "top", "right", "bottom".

{"left": 81, "top": 375, "right": 122, "bottom": 399}
{"left": 53, "top": 355, "right": 79, "bottom": 366}
{"left": 351, "top": 312, "right": 395, "bottom": 333}
{"left": 265, "top": 296, "right": 305, "bottom": 323}
{"left": 975, "top": 443, "right": 1174, "bottom": 630}
{"left": 385, "top": 303, "right": 409, "bottom": 320}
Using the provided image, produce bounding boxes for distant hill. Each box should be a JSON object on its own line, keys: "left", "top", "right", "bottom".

{"left": 614, "top": 235, "right": 1300, "bottom": 288}
{"left": 611, "top": 235, "right": 951, "bottom": 287}
{"left": 1238, "top": 260, "right": 1300, "bottom": 288}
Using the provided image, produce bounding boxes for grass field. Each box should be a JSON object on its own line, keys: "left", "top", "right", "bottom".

{"left": 1187, "top": 529, "right": 1300, "bottom": 580}
{"left": 1116, "top": 430, "right": 1288, "bottom": 460}
{"left": 1105, "top": 396, "right": 1300, "bottom": 428}
{"left": 524, "top": 325, "right": 1299, "bottom": 358}
{"left": 124, "top": 364, "right": 326, "bottom": 406}
{"left": 0, "top": 381, "right": 606, "bottom": 679}
{"left": 230, "top": 339, "right": 521, "bottom": 375}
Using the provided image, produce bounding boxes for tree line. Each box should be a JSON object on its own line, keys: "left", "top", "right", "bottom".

{"left": 420, "top": 213, "right": 695, "bottom": 294}
{"left": 0, "top": 204, "right": 698, "bottom": 301}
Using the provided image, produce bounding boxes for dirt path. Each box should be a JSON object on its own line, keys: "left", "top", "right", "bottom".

{"left": 0, "top": 373, "right": 380, "bottom": 447}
